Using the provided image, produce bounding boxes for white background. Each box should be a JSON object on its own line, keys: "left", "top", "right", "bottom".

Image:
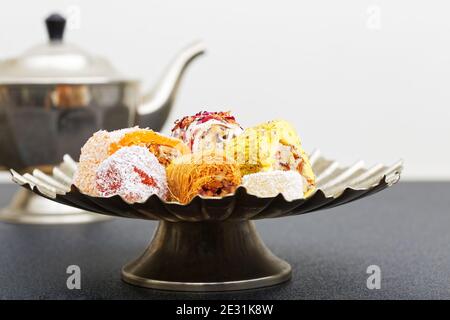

{"left": 0, "top": 0, "right": 449, "bottom": 181}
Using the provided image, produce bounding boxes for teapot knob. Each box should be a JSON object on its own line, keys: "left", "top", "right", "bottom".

{"left": 45, "top": 13, "right": 66, "bottom": 42}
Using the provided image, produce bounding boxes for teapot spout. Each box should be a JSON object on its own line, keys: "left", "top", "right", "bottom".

{"left": 136, "top": 40, "right": 206, "bottom": 130}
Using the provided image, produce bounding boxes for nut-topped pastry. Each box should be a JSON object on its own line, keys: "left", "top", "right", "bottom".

{"left": 226, "top": 120, "right": 316, "bottom": 197}
{"left": 166, "top": 152, "right": 241, "bottom": 204}
{"left": 171, "top": 111, "right": 243, "bottom": 153}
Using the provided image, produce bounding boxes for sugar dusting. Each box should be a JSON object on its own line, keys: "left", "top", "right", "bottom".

{"left": 96, "top": 146, "right": 168, "bottom": 203}
{"left": 73, "top": 127, "right": 139, "bottom": 196}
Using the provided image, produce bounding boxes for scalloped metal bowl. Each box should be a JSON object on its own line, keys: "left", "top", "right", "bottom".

{"left": 10, "top": 150, "right": 402, "bottom": 221}
{"left": 10, "top": 150, "right": 403, "bottom": 291}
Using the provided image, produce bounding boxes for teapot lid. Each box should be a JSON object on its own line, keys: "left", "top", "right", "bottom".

{"left": 0, "top": 13, "right": 126, "bottom": 84}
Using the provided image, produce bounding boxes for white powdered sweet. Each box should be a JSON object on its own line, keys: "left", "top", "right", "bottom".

{"left": 74, "top": 127, "right": 139, "bottom": 196}
{"left": 95, "top": 146, "right": 168, "bottom": 203}
{"left": 241, "top": 170, "right": 305, "bottom": 201}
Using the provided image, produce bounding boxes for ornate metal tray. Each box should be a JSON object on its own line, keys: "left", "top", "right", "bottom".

{"left": 10, "top": 150, "right": 403, "bottom": 291}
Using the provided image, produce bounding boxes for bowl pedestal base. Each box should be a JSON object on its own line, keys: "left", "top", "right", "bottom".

{"left": 122, "top": 220, "right": 292, "bottom": 291}
{"left": 0, "top": 188, "right": 111, "bottom": 224}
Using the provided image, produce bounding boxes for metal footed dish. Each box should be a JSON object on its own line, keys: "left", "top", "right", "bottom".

{"left": 10, "top": 150, "right": 403, "bottom": 291}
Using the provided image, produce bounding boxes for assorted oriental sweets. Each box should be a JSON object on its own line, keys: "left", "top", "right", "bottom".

{"left": 73, "top": 127, "right": 187, "bottom": 201}
{"left": 166, "top": 152, "right": 241, "bottom": 204}
{"left": 225, "top": 120, "right": 316, "bottom": 197}
{"left": 241, "top": 170, "right": 304, "bottom": 201}
{"left": 96, "top": 146, "right": 168, "bottom": 203}
{"left": 73, "top": 111, "right": 316, "bottom": 204}
{"left": 171, "top": 111, "right": 243, "bottom": 153}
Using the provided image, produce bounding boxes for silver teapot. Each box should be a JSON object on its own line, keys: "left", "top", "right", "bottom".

{"left": 0, "top": 13, "right": 205, "bottom": 224}
{"left": 0, "top": 13, "right": 205, "bottom": 172}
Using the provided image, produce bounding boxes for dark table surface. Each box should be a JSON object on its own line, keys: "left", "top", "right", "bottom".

{"left": 0, "top": 182, "right": 449, "bottom": 300}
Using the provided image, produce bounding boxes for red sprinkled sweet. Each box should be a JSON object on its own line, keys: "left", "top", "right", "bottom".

{"left": 96, "top": 165, "right": 122, "bottom": 195}
{"left": 133, "top": 166, "right": 156, "bottom": 187}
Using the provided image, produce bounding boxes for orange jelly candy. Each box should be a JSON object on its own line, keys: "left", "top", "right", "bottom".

{"left": 108, "top": 130, "right": 190, "bottom": 156}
